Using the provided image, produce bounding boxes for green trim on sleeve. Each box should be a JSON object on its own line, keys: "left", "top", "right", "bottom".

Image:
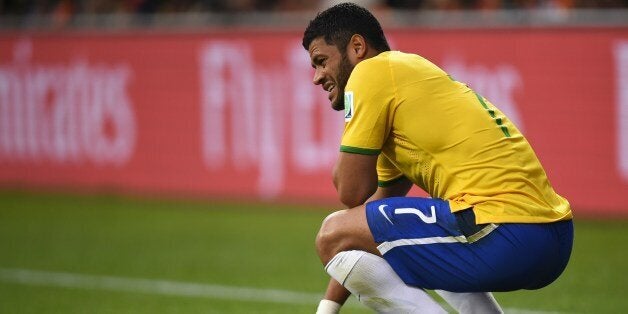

{"left": 378, "top": 175, "right": 406, "bottom": 187}
{"left": 474, "top": 92, "right": 511, "bottom": 138}
{"left": 339, "top": 145, "right": 381, "bottom": 155}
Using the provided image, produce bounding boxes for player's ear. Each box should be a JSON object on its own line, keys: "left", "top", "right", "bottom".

{"left": 348, "top": 34, "right": 368, "bottom": 59}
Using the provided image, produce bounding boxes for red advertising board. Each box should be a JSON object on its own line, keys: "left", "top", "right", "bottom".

{"left": 0, "top": 27, "right": 627, "bottom": 215}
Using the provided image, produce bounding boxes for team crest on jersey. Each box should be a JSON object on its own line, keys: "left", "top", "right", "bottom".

{"left": 344, "top": 91, "right": 354, "bottom": 122}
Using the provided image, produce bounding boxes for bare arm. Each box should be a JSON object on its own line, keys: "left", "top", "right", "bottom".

{"left": 333, "top": 152, "right": 414, "bottom": 206}
{"left": 322, "top": 279, "right": 352, "bottom": 307}
{"left": 324, "top": 154, "right": 413, "bottom": 307}
{"left": 332, "top": 152, "right": 379, "bottom": 208}
{"left": 321, "top": 152, "right": 378, "bottom": 307}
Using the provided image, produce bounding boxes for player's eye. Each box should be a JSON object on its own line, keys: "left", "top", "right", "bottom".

{"left": 313, "top": 57, "right": 326, "bottom": 68}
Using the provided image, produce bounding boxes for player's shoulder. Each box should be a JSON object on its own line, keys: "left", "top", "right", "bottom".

{"left": 348, "top": 51, "right": 439, "bottom": 91}
{"left": 353, "top": 51, "right": 392, "bottom": 73}
{"left": 357, "top": 51, "right": 440, "bottom": 75}
{"left": 356, "top": 51, "right": 412, "bottom": 67}
{"left": 350, "top": 51, "right": 406, "bottom": 80}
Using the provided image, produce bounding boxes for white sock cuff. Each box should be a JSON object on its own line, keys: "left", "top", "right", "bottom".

{"left": 325, "top": 250, "right": 367, "bottom": 285}
{"left": 315, "top": 299, "right": 342, "bottom": 314}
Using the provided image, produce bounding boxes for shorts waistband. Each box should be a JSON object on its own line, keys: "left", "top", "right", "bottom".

{"left": 454, "top": 208, "right": 499, "bottom": 243}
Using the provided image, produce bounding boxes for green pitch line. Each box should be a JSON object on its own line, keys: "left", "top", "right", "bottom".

{"left": 0, "top": 268, "right": 324, "bottom": 305}
{"left": 0, "top": 267, "right": 560, "bottom": 314}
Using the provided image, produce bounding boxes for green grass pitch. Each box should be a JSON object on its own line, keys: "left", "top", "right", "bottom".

{"left": 0, "top": 190, "right": 626, "bottom": 313}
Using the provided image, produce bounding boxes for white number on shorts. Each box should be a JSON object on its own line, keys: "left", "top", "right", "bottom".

{"left": 394, "top": 206, "right": 437, "bottom": 224}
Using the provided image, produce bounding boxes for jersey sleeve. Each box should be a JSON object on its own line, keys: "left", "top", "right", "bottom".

{"left": 340, "top": 58, "right": 395, "bottom": 156}
{"left": 377, "top": 154, "right": 404, "bottom": 187}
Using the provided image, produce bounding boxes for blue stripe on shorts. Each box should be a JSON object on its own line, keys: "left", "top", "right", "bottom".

{"left": 365, "top": 197, "right": 574, "bottom": 292}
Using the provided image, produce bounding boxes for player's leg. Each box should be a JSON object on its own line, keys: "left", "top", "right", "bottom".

{"left": 316, "top": 206, "right": 446, "bottom": 313}
{"left": 315, "top": 206, "right": 379, "bottom": 264}
{"left": 368, "top": 197, "right": 574, "bottom": 292}
{"left": 365, "top": 197, "right": 504, "bottom": 313}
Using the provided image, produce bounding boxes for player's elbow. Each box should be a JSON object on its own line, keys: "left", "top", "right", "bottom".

{"left": 339, "top": 194, "right": 364, "bottom": 208}
{"left": 337, "top": 184, "right": 376, "bottom": 208}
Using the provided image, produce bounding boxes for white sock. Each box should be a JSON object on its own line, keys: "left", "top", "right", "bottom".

{"left": 316, "top": 299, "right": 342, "bottom": 314}
{"left": 435, "top": 290, "right": 503, "bottom": 314}
{"left": 325, "top": 250, "right": 446, "bottom": 314}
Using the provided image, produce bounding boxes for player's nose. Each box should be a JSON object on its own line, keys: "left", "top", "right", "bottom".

{"left": 312, "top": 68, "right": 324, "bottom": 85}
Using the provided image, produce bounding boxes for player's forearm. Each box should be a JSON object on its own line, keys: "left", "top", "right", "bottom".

{"left": 324, "top": 278, "right": 351, "bottom": 304}
{"left": 316, "top": 279, "right": 351, "bottom": 314}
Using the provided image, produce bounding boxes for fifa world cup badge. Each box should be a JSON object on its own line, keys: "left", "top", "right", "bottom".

{"left": 344, "top": 91, "right": 354, "bottom": 122}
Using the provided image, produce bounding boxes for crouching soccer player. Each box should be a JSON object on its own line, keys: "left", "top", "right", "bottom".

{"left": 303, "top": 3, "right": 574, "bottom": 313}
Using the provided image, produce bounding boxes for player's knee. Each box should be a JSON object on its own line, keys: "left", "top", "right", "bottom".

{"left": 315, "top": 211, "right": 347, "bottom": 264}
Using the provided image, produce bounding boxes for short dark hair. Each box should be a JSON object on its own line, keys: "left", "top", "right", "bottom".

{"left": 302, "top": 2, "right": 390, "bottom": 53}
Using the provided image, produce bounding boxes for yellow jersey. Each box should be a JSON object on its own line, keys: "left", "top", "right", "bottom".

{"left": 340, "top": 51, "right": 572, "bottom": 224}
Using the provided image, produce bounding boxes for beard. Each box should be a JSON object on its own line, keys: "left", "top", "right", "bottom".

{"left": 331, "top": 53, "right": 354, "bottom": 111}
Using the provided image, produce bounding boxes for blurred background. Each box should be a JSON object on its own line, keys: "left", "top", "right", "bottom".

{"left": 1, "top": 0, "right": 627, "bottom": 313}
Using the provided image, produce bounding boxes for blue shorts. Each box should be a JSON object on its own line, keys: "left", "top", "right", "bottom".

{"left": 365, "top": 197, "right": 573, "bottom": 292}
